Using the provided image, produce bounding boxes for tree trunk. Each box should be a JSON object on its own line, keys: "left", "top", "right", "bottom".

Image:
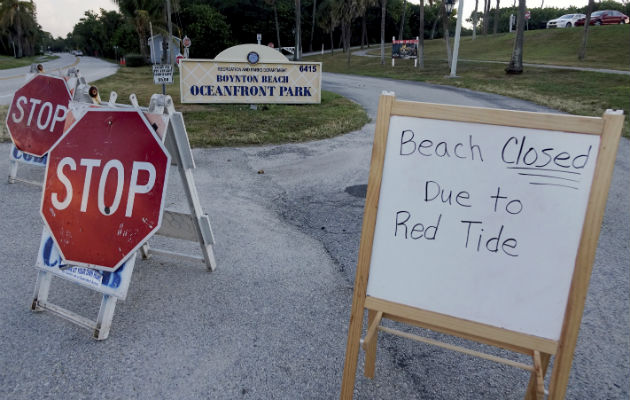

{"left": 430, "top": 6, "right": 442, "bottom": 39}
{"left": 441, "top": 1, "right": 452, "bottom": 68}
{"left": 310, "top": 0, "right": 317, "bottom": 52}
{"left": 483, "top": 0, "right": 490, "bottom": 34}
{"left": 345, "top": 21, "right": 352, "bottom": 65}
{"left": 380, "top": 0, "right": 387, "bottom": 65}
{"left": 361, "top": 14, "right": 368, "bottom": 48}
{"left": 506, "top": 0, "right": 525, "bottom": 74}
{"left": 418, "top": 0, "right": 425, "bottom": 68}
{"left": 330, "top": 29, "right": 334, "bottom": 55}
{"left": 578, "top": 0, "right": 594, "bottom": 60}
{"left": 472, "top": 0, "right": 479, "bottom": 39}
{"left": 294, "top": 0, "right": 302, "bottom": 60}
{"left": 399, "top": 0, "right": 407, "bottom": 39}
{"left": 274, "top": 2, "right": 282, "bottom": 49}
{"left": 493, "top": 0, "right": 500, "bottom": 34}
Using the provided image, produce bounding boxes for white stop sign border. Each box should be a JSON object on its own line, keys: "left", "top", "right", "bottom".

{"left": 40, "top": 107, "right": 171, "bottom": 271}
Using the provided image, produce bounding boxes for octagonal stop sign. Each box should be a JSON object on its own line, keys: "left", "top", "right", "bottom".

{"left": 6, "top": 74, "right": 71, "bottom": 157}
{"left": 41, "top": 109, "right": 171, "bottom": 271}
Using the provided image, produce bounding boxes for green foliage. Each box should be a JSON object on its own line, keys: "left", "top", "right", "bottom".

{"left": 124, "top": 53, "right": 146, "bottom": 67}
{"left": 178, "top": 4, "right": 233, "bottom": 58}
{"left": 0, "top": 0, "right": 40, "bottom": 57}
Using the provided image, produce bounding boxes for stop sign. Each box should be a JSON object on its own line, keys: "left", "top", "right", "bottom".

{"left": 41, "top": 109, "right": 171, "bottom": 271}
{"left": 6, "top": 74, "right": 71, "bottom": 157}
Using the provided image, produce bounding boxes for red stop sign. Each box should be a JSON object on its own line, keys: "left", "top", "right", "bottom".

{"left": 41, "top": 109, "right": 171, "bottom": 271}
{"left": 6, "top": 74, "right": 71, "bottom": 157}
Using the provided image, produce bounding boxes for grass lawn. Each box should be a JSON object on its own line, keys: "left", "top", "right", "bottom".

{"left": 0, "top": 54, "right": 59, "bottom": 70}
{"left": 92, "top": 66, "right": 369, "bottom": 147}
{"left": 313, "top": 26, "right": 629, "bottom": 137}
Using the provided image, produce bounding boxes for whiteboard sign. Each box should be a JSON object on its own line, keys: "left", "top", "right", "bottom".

{"left": 366, "top": 116, "right": 600, "bottom": 340}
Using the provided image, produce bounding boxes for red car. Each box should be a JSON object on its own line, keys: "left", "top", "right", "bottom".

{"left": 575, "top": 10, "right": 629, "bottom": 26}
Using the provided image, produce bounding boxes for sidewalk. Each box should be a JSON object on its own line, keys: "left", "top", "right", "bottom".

{"left": 349, "top": 48, "right": 630, "bottom": 75}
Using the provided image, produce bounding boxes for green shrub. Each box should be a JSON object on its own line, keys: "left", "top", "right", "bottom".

{"left": 125, "top": 54, "right": 146, "bottom": 67}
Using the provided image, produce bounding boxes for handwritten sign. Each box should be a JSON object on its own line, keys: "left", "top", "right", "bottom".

{"left": 367, "top": 115, "right": 599, "bottom": 340}
{"left": 341, "top": 94, "right": 624, "bottom": 400}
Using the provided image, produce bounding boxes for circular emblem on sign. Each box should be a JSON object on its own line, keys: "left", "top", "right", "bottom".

{"left": 247, "top": 51, "right": 260, "bottom": 65}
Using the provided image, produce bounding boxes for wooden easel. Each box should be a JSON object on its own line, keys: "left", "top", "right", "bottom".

{"left": 340, "top": 93, "right": 624, "bottom": 399}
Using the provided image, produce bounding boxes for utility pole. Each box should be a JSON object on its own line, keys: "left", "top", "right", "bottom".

{"left": 164, "top": 0, "right": 173, "bottom": 95}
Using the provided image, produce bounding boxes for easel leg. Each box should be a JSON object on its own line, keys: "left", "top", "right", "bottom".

{"left": 525, "top": 351, "right": 550, "bottom": 400}
{"left": 140, "top": 242, "right": 151, "bottom": 259}
{"left": 201, "top": 243, "right": 217, "bottom": 272}
{"left": 94, "top": 295, "right": 117, "bottom": 340}
{"left": 363, "top": 310, "right": 382, "bottom": 378}
{"left": 341, "top": 310, "right": 367, "bottom": 399}
{"left": 31, "top": 270, "right": 52, "bottom": 311}
{"left": 8, "top": 159, "right": 18, "bottom": 184}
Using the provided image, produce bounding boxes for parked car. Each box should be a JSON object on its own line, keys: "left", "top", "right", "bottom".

{"left": 546, "top": 14, "right": 586, "bottom": 28}
{"left": 575, "top": 10, "right": 629, "bottom": 26}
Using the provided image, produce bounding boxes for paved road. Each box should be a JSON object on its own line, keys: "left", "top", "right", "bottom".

{"left": 0, "top": 53, "right": 118, "bottom": 105}
{"left": 0, "top": 71, "right": 627, "bottom": 399}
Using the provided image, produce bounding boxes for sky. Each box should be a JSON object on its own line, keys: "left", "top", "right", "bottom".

{"left": 35, "top": 0, "right": 593, "bottom": 39}
{"left": 34, "top": 0, "right": 119, "bottom": 38}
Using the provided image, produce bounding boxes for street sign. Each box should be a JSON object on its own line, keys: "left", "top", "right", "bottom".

{"left": 525, "top": 10, "right": 531, "bottom": 20}
{"left": 153, "top": 64, "right": 173, "bottom": 84}
{"left": 41, "top": 109, "right": 171, "bottom": 271}
{"left": 176, "top": 54, "right": 184, "bottom": 65}
{"left": 182, "top": 36, "right": 191, "bottom": 48}
{"left": 6, "top": 74, "right": 71, "bottom": 157}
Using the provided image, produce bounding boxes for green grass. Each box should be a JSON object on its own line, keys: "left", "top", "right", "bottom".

{"left": 93, "top": 66, "right": 369, "bottom": 147}
{"left": 0, "top": 54, "right": 59, "bottom": 70}
{"left": 0, "top": 105, "right": 8, "bottom": 142}
{"left": 314, "top": 26, "right": 630, "bottom": 137}
{"left": 365, "top": 25, "right": 630, "bottom": 70}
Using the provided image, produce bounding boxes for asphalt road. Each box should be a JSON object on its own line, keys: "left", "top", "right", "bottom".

{"left": 0, "top": 53, "right": 118, "bottom": 105}
{"left": 0, "top": 70, "right": 628, "bottom": 399}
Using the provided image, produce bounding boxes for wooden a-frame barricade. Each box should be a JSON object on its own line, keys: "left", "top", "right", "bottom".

{"left": 32, "top": 91, "right": 216, "bottom": 340}
{"left": 340, "top": 93, "right": 624, "bottom": 399}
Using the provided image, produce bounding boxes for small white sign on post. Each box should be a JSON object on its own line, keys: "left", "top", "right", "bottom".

{"left": 153, "top": 64, "right": 174, "bottom": 85}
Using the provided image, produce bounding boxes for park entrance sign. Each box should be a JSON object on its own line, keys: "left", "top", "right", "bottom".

{"left": 41, "top": 109, "right": 170, "bottom": 271}
{"left": 6, "top": 74, "right": 71, "bottom": 157}
{"left": 180, "top": 44, "right": 322, "bottom": 104}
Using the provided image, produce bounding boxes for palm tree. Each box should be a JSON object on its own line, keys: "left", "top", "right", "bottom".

{"left": 334, "top": 0, "right": 359, "bottom": 64}
{"left": 113, "top": 0, "right": 163, "bottom": 59}
{"left": 578, "top": 0, "right": 594, "bottom": 60}
{"left": 265, "top": 0, "right": 282, "bottom": 49}
{"left": 398, "top": 0, "right": 407, "bottom": 39}
{"left": 358, "top": 0, "right": 377, "bottom": 49}
{"left": 418, "top": 0, "right": 425, "bottom": 68}
{"left": 309, "top": 0, "right": 317, "bottom": 52}
{"left": 441, "top": 0, "right": 452, "bottom": 68}
{"left": 505, "top": 0, "right": 525, "bottom": 74}
{"left": 294, "top": 0, "right": 302, "bottom": 60}
{"left": 472, "top": 0, "right": 479, "bottom": 40}
{"left": 0, "top": 0, "right": 38, "bottom": 58}
{"left": 380, "top": 0, "right": 387, "bottom": 64}
{"left": 493, "top": 0, "right": 500, "bottom": 34}
{"left": 317, "top": 0, "right": 339, "bottom": 55}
